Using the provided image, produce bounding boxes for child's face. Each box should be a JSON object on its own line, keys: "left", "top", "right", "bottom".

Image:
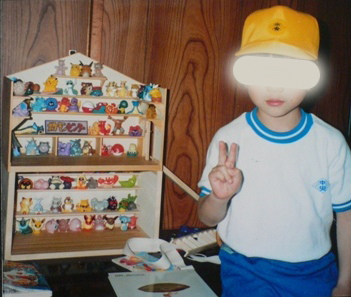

{"left": 246, "top": 85, "right": 307, "bottom": 119}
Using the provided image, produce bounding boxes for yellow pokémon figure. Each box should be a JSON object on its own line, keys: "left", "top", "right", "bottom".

{"left": 43, "top": 75, "right": 58, "bottom": 93}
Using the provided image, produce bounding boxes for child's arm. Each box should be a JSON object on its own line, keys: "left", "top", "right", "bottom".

{"left": 198, "top": 141, "right": 242, "bottom": 226}
{"left": 333, "top": 209, "right": 351, "bottom": 296}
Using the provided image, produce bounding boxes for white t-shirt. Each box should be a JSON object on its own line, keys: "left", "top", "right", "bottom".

{"left": 198, "top": 108, "right": 351, "bottom": 262}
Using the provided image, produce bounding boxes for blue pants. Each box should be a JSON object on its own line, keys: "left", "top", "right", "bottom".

{"left": 219, "top": 246, "right": 338, "bottom": 297}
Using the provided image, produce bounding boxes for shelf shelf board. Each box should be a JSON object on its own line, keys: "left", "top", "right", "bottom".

{"left": 17, "top": 186, "right": 141, "bottom": 193}
{"left": 15, "top": 209, "right": 140, "bottom": 218}
{"left": 11, "top": 227, "right": 148, "bottom": 260}
{"left": 10, "top": 155, "right": 161, "bottom": 172}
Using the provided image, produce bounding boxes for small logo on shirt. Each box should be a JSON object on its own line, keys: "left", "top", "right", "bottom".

{"left": 313, "top": 179, "right": 330, "bottom": 193}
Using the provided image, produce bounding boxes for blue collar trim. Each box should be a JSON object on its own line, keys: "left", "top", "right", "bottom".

{"left": 245, "top": 108, "right": 313, "bottom": 143}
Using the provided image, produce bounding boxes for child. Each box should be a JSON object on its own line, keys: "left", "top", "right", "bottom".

{"left": 197, "top": 6, "right": 351, "bottom": 297}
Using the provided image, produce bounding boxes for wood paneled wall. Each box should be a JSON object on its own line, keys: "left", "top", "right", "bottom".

{"left": 1, "top": 0, "right": 350, "bottom": 230}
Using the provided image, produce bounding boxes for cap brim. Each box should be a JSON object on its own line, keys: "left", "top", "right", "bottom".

{"left": 235, "top": 41, "right": 318, "bottom": 60}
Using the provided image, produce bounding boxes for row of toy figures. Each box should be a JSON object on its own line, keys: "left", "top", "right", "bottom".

{"left": 17, "top": 214, "right": 138, "bottom": 234}
{"left": 13, "top": 97, "right": 151, "bottom": 116}
{"left": 19, "top": 195, "right": 137, "bottom": 215}
{"left": 18, "top": 175, "right": 137, "bottom": 191}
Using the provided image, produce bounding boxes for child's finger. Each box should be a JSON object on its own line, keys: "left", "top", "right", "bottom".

{"left": 217, "top": 141, "right": 228, "bottom": 165}
{"left": 226, "top": 143, "right": 238, "bottom": 168}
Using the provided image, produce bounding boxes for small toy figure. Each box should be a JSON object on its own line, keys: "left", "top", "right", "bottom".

{"left": 118, "top": 194, "right": 137, "bottom": 211}
{"left": 82, "top": 101, "right": 95, "bottom": 113}
{"left": 91, "top": 198, "right": 109, "bottom": 211}
{"left": 87, "top": 177, "right": 98, "bottom": 189}
{"left": 118, "top": 100, "right": 129, "bottom": 113}
{"left": 32, "top": 198, "right": 44, "bottom": 214}
{"left": 32, "top": 84, "right": 41, "bottom": 94}
{"left": 89, "top": 122, "right": 100, "bottom": 135}
{"left": 131, "top": 84, "right": 140, "bottom": 97}
{"left": 116, "top": 81, "right": 129, "bottom": 98}
{"left": 64, "top": 80, "right": 78, "bottom": 95}
{"left": 20, "top": 197, "right": 33, "bottom": 214}
{"left": 92, "top": 102, "right": 106, "bottom": 113}
{"left": 94, "top": 215, "right": 106, "bottom": 231}
{"left": 137, "top": 84, "right": 152, "bottom": 101}
{"left": 93, "top": 62, "right": 105, "bottom": 77}
{"left": 17, "top": 218, "right": 32, "bottom": 234}
{"left": 70, "top": 63, "right": 81, "bottom": 77}
{"left": 37, "top": 141, "right": 50, "bottom": 155}
{"left": 79, "top": 61, "right": 93, "bottom": 77}
{"left": 127, "top": 101, "right": 143, "bottom": 114}
{"left": 45, "top": 97, "right": 58, "bottom": 111}
{"left": 82, "top": 141, "right": 95, "bottom": 155}
{"left": 80, "top": 82, "right": 93, "bottom": 95}
{"left": 43, "top": 75, "right": 59, "bottom": 93}
{"left": 127, "top": 143, "right": 138, "bottom": 157}
{"left": 119, "top": 216, "right": 131, "bottom": 231}
{"left": 69, "top": 218, "right": 82, "bottom": 232}
{"left": 70, "top": 139, "right": 82, "bottom": 156}
{"left": 76, "top": 174, "right": 87, "bottom": 189}
{"left": 24, "top": 81, "right": 34, "bottom": 95}
{"left": 106, "top": 103, "right": 118, "bottom": 114}
{"left": 55, "top": 59, "right": 68, "bottom": 75}
{"left": 15, "top": 122, "right": 44, "bottom": 135}
{"left": 62, "top": 196, "right": 74, "bottom": 212}
{"left": 101, "top": 144, "right": 111, "bottom": 157}
{"left": 103, "top": 215, "right": 119, "bottom": 230}
{"left": 107, "top": 196, "right": 118, "bottom": 210}
{"left": 97, "top": 175, "right": 119, "bottom": 188}
{"left": 128, "top": 215, "right": 138, "bottom": 230}
{"left": 83, "top": 214, "right": 95, "bottom": 231}
{"left": 119, "top": 175, "right": 137, "bottom": 188}
{"left": 13, "top": 79, "right": 27, "bottom": 96}
{"left": 149, "top": 84, "right": 162, "bottom": 102}
{"left": 34, "top": 179, "right": 49, "bottom": 190}
{"left": 57, "top": 219, "right": 70, "bottom": 232}
{"left": 111, "top": 143, "right": 124, "bottom": 156}
{"left": 106, "top": 82, "right": 117, "bottom": 96}
{"left": 146, "top": 104, "right": 157, "bottom": 120}
{"left": 60, "top": 176, "right": 75, "bottom": 189}
{"left": 58, "top": 97, "right": 70, "bottom": 112}
{"left": 67, "top": 97, "right": 80, "bottom": 112}
{"left": 31, "top": 218, "right": 46, "bottom": 234}
{"left": 128, "top": 125, "right": 143, "bottom": 136}
{"left": 18, "top": 177, "right": 34, "bottom": 189}
{"left": 50, "top": 197, "right": 62, "bottom": 213}
{"left": 12, "top": 101, "right": 31, "bottom": 117}
{"left": 49, "top": 176, "right": 64, "bottom": 190}
{"left": 45, "top": 219, "right": 59, "bottom": 234}
{"left": 76, "top": 199, "right": 92, "bottom": 212}
{"left": 31, "top": 97, "right": 47, "bottom": 112}
{"left": 25, "top": 138, "right": 40, "bottom": 155}
{"left": 98, "top": 121, "right": 111, "bottom": 135}
{"left": 90, "top": 86, "right": 103, "bottom": 96}
{"left": 57, "top": 141, "right": 71, "bottom": 156}
{"left": 108, "top": 116, "right": 127, "bottom": 135}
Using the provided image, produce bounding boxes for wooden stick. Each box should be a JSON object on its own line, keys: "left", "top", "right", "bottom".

{"left": 163, "top": 166, "right": 199, "bottom": 201}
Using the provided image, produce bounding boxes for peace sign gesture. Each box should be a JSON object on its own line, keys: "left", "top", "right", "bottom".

{"left": 209, "top": 141, "right": 243, "bottom": 201}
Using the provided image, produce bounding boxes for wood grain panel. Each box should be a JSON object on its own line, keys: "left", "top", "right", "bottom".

{"left": 1, "top": 0, "right": 91, "bottom": 77}
{"left": 98, "top": 0, "right": 149, "bottom": 82}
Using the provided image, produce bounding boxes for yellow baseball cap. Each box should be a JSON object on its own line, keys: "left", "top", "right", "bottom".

{"left": 235, "top": 6, "right": 319, "bottom": 60}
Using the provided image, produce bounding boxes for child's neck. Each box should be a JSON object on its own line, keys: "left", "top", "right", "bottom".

{"left": 257, "top": 108, "right": 302, "bottom": 132}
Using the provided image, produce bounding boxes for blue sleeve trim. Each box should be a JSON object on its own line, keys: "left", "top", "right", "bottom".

{"left": 333, "top": 200, "right": 351, "bottom": 212}
{"left": 199, "top": 186, "right": 211, "bottom": 197}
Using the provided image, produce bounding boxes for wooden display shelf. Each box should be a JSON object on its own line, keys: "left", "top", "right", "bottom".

{"left": 11, "top": 227, "right": 148, "bottom": 260}
{"left": 10, "top": 155, "right": 161, "bottom": 172}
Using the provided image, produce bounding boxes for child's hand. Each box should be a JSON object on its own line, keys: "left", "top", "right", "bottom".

{"left": 209, "top": 141, "right": 242, "bottom": 201}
